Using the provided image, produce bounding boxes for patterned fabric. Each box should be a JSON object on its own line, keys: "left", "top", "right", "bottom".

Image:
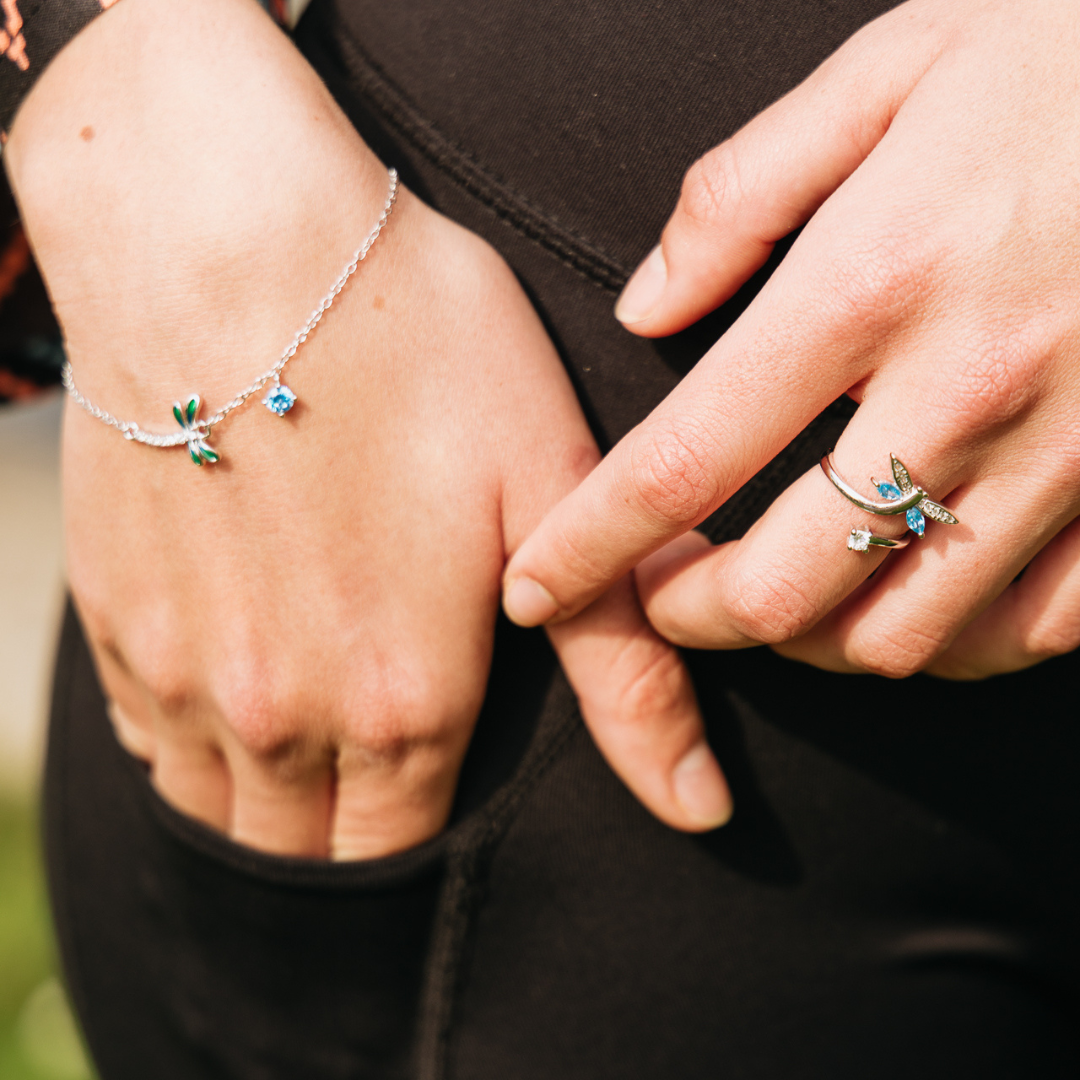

{"left": 0, "top": 171, "right": 62, "bottom": 403}
{"left": 0, "top": 0, "right": 122, "bottom": 402}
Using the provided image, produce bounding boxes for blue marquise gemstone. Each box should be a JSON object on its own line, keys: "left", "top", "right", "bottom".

{"left": 263, "top": 385, "right": 297, "bottom": 416}
{"left": 878, "top": 480, "right": 925, "bottom": 535}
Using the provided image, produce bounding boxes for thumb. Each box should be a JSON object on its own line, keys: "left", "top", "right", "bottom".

{"left": 614, "top": 11, "right": 942, "bottom": 337}
{"left": 547, "top": 576, "right": 732, "bottom": 832}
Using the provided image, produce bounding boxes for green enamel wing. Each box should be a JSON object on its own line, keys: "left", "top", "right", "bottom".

{"left": 172, "top": 395, "right": 220, "bottom": 466}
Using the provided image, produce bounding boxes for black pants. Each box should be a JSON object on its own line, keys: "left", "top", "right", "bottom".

{"left": 46, "top": 2, "right": 1080, "bottom": 1077}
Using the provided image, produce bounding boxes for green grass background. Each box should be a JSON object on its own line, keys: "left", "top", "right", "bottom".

{"left": 0, "top": 798, "right": 94, "bottom": 1080}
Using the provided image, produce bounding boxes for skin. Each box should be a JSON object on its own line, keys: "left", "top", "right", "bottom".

{"left": 4, "top": 0, "right": 734, "bottom": 859}
{"left": 504, "top": 0, "right": 1080, "bottom": 683}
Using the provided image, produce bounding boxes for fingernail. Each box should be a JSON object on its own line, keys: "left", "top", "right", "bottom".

{"left": 672, "top": 743, "right": 733, "bottom": 828}
{"left": 615, "top": 245, "right": 667, "bottom": 324}
{"left": 503, "top": 576, "right": 560, "bottom": 627}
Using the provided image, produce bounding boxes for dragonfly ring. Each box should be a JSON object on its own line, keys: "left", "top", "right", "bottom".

{"left": 821, "top": 452, "right": 960, "bottom": 552}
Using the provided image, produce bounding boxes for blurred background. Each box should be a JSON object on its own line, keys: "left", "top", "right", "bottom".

{"left": 1, "top": 171, "right": 95, "bottom": 1079}
{"left": 2, "top": 10, "right": 312, "bottom": 1076}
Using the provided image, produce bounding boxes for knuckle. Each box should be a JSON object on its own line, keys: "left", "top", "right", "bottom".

{"left": 343, "top": 656, "right": 458, "bottom": 766}
{"left": 213, "top": 655, "right": 293, "bottom": 757}
{"left": 125, "top": 620, "right": 196, "bottom": 716}
{"left": 77, "top": 592, "right": 194, "bottom": 716}
{"left": 346, "top": 720, "right": 416, "bottom": 770}
{"left": 628, "top": 420, "right": 722, "bottom": 527}
{"left": 214, "top": 638, "right": 466, "bottom": 767}
{"left": 927, "top": 328, "right": 1047, "bottom": 439}
{"left": 681, "top": 145, "right": 744, "bottom": 230}
{"left": 819, "top": 226, "right": 928, "bottom": 338}
{"left": 611, "top": 636, "right": 691, "bottom": 724}
{"left": 137, "top": 654, "right": 196, "bottom": 717}
{"left": 724, "top": 564, "right": 821, "bottom": 645}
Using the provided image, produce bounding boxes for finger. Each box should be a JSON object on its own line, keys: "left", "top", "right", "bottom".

{"left": 87, "top": 632, "right": 235, "bottom": 832}
{"left": 633, "top": 320, "right": 1016, "bottom": 659}
{"left": 331, "top": 734, "right": 469, "bottom": 860}
{"left": 503, "top": 261, "right": 880, "bottom": 630}
{"left": 150, "top": 735, "right": 232, "bottom": 833}
{"left": 548, "top": 576, "right": 732, "bottom": 832}
{"left": 774, "top": 459, "right": 1077, "bottom": 679}
{"left": 924, "top": 516, "right": 1080, "bottom": 680}
{"left": 633, "top": 529, "right": 716, "bottom": 609}
{"left": 224, "top": 741, "right": 335, "bottom": 857}
{"left": 615, "top": 7, "right": 945, "bottom": 336}
{"left": 106, "top": 700, "right": 157, "bottom": 762}
{"left": 89, "top": 635, "right": 233, "bottom": 828}
{"left": 89, "top": 639, "right": 161, "bottom": 762}
{"left": 499, "top": 404, "right": 731, "bottom": 830}
{"left": 497, "top": 363, "right": 731, "bottom": 831}
{"left": 505, "top": 79, "right": 958, "bottom": 634}
{"left": 638, "top": 456, "right": 905, "bottom": 651}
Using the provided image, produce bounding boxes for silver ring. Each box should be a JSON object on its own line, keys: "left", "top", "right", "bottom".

{"left": 821, "top": 452, "right": 960, "bottom": 540}
{"left": 846, "top": 526, "right": 911, "bottom": 553}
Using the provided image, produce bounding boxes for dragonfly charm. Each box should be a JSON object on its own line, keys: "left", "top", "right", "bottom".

{"left": 871, "top": 454, "right": 958, "bottom": 537}
{"left": 173, "top": 395, "right": 220, "bottom": 466}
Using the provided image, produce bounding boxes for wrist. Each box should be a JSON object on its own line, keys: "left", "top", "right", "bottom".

{"left": 5, "top": 0, "right": 389, "bottom": 411}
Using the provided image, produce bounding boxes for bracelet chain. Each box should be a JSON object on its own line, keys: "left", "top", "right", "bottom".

{"left": 62, "top": 167, "right": 398, "bottom": 463}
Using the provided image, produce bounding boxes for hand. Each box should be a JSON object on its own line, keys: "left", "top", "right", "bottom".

{"left": 502, "top": 0, "right": 1080, "bottom": 681}
{"left": 6, "top": 0, "right": 731, "bottom": 859}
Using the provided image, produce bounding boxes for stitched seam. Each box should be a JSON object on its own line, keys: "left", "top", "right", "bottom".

{"left": 329, "top": 11, "right": 631, "bottom": 293}
{"left": 415, "top": 701, "right": 583, "bottom": 1080}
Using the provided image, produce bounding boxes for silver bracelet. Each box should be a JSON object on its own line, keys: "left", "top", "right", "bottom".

{"left": 63, "top": 166, "right": 398, "bottom": 466}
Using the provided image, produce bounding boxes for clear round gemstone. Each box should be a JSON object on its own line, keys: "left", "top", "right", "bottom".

{"left": 848, "top": 528, "right": 872, "bottom": 552}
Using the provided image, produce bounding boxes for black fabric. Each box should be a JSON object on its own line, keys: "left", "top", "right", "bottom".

{"left": 47, "top": 604, "right": 442, "bottom": 1080}
{"left": 46, "top": 601, "right": 580, "bottom": 1080}
{"left": 44, "top": 1, "right": 1080, "bottom": 1077}
{"left": 443, "top": 647, "right": 1080, "bottom": 1079}
{"left": 298, "top": 0, "right": 896, "bottom": 458}
{"left": 47, "top": 609, "right": 1080, "bottom": 1080}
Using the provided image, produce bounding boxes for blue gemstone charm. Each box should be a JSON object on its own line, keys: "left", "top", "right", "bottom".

{"left": 877, "top": 479, "right": 926, "bottom": 536}
{"left": 263, "top": 384, "right": 297, "bottom": 416}
{"left": 821, "top": 452, "right": 960, "bottom": 551}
